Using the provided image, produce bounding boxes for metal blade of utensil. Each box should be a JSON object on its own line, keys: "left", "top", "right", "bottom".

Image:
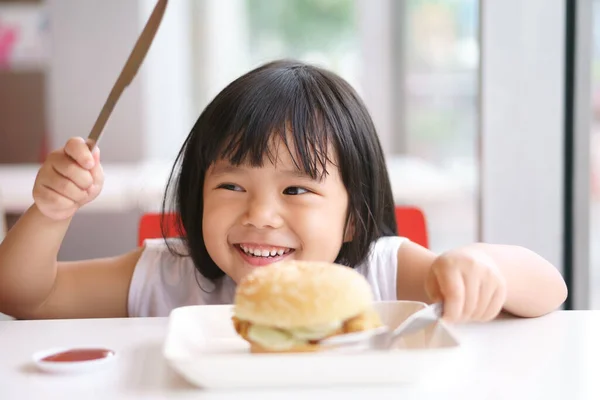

{"left": 87, "top": 0, "right": 168, "bottom": 149}
{"left": 319, "top": 302, "right": 444, "bottom": 351}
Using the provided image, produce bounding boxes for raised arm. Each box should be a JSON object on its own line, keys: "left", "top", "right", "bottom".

{"left": 0, "top": 138, "right": 140, "bottom": 319}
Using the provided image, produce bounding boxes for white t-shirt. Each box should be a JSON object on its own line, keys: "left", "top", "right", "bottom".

{"left": 127, "top": 236, "right": 407, "bottom": 317}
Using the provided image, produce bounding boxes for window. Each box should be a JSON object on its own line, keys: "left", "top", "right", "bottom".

{"left": 193, "top": 0, "right": 480, "bottom": 252}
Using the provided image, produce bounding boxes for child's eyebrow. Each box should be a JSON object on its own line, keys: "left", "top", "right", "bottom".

{"left": 278, "top": 168, "right": 321, "bottom": 181}
{"left": 210, "top": 164, "right": 322, "bottom": 181}
{"left": 210, "top": 164, "right": 245, "bottom": 176}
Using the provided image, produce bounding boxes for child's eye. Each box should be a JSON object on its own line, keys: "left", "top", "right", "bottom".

{"left": 283, "top": 186, "right": 309, "bottom": 195}
{"left": 217, "top": 183, "right": 244, "bottom": 192}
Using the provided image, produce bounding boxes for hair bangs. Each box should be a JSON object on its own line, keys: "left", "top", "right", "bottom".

{"left": 206, "top": 66, "right": 340, "bottom": 180}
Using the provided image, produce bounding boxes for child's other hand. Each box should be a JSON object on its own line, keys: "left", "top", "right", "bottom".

{"left": 424, "top": 247, "right": 507, "bottom": 323}
{"left": 33, "top": 137, "right": 104, "bottom": 220}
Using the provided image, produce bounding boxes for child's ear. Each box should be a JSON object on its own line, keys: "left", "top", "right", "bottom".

{"left": 343, "top": 215, "right": 355, "bottom": 243}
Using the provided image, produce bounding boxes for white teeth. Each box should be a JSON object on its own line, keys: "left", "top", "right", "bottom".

{"left": 239, "top": 245, "right": 291, "bottom": 258}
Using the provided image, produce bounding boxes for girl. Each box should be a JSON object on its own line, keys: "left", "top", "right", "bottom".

{"left": 0, "top": 60, "right": 567, "bottom": 321}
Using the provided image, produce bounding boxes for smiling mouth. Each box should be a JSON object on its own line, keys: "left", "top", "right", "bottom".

{"left": 235, "top": 244, "right": 295, "bottom": 258}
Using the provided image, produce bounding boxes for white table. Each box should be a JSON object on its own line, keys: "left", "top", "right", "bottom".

{"left": 0, "top": 311, "right": 598, "bottom": 399}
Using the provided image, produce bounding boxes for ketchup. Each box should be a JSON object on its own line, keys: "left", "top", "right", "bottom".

{"left": 41, "top": 348, "right": 115, "bottom": 363}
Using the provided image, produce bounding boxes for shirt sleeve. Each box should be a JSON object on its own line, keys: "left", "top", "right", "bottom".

{"left": 354, "top": 236, "right": 408, "bottom": 301}
{"left": 127, "top": 238, "right": 198, "bottom": 317}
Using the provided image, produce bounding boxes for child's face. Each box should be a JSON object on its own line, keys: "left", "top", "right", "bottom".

{"left": 202, "top": 139, "right": 351, "bottom": 283}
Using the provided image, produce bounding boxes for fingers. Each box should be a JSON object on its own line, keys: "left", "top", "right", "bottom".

{"left": 434, "top": 267, "right": 465, "bottom": 322}
{"left": 36, "top": 162, "right": 90, "bottom": 204}
{"left": 89, "top": 147, "right": 104, "bottom": 192}
{"left": 461, "top": 270, "right": 480, "bottom": 321}
{"left": 52, "top": 154, "right": 94, "bottom": 190}
{"left": 33, "top": 137, "right": 104, "bottom": 220}
{"left": 479, "top": 284, "right": 507, "bottom": 321}
{"left": 33, "top": 181, "right": 76, "bottom": 211}
{"left": 64, "top": 137, "right": 95, "bottom": 170}
{"left": 46, "top": 174, "right": 90, "bottom": 205}
{"left": 471, "top": 278, "right": 495, "bottom": 321}
{"left": 425, "top": 273, "right": 442, "bottom": 303}
{"left": 430, "top": 250, "right": 507, "bottom": 323}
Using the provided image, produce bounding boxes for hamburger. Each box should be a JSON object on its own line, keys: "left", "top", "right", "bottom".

{"left": 232, "top": 260, "right": 382, "bottom": 353}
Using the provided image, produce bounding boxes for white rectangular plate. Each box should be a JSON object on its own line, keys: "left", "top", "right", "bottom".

{"left": 163, "top": 301, "right": 462, "bottom": 389}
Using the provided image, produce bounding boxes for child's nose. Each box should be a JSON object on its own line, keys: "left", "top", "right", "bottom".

{"left": 242, "top": 196, "right": 283, "bottom": 229}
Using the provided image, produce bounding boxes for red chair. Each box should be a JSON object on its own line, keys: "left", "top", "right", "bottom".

{"left": 138, "top": 206, "right": 428, "bottom": 248}
{"left": 138, "top": 213, "right": 180, "bottom": 247}
{"left": 394, "top": 206, "right": 428, "bottom": 248}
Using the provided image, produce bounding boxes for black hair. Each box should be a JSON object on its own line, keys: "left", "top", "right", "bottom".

{"left": 162, "top": 59, "right": 397, "bottom": 281}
